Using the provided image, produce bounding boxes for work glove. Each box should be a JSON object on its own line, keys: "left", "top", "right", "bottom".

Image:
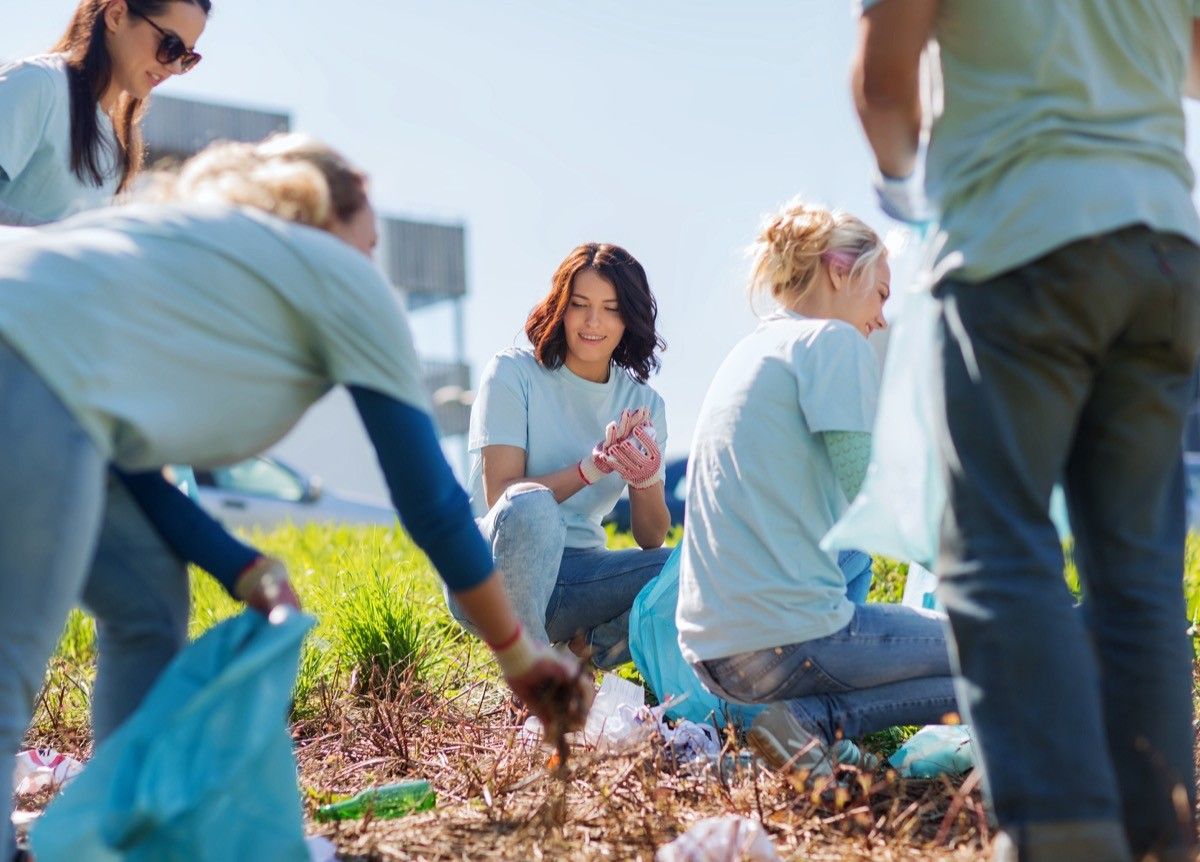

{"left": 491, "top": 624, "right": 593, "bottom": 734}
{"left": 608, "top": 423, "right": 663, "bottom": 489}
{"left": 577, "top": 407, "right": 652, "bottom": 485}
{"left": 872, "top": 143, "right": 935, "bottom": 227}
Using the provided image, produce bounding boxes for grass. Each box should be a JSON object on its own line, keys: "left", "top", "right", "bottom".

{"left": 24, "top": 525, "right": 1200, "bottom": 860}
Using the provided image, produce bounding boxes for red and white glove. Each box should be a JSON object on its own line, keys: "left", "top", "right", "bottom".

{"left": 607, "top": 423, "right": 662, "bottom": 489}
{"left": 577, "top": 407, "right": 652, "bottom": 485}
{"left": 234, "top": 555, "right": 302, "bottom": 621}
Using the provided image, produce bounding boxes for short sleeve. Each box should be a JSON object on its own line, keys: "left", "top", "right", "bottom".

{"left": 313, "top": 250, "right": 430, "bottom": 414}
{"left": 0, "top": 61, "right": 55, "bottom": 183}
{"left": 468, "top": 352, "right": 529, "bottom": 452}
{"left": 793, "top": 323, "right": 880, "bottom": 434}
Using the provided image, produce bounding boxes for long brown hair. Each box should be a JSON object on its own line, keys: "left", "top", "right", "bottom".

{"left": 525, "top": 243, "right": 666, "bottom": 384}
{"left": 52, "top": 0, "right": 212, "bottom": 192}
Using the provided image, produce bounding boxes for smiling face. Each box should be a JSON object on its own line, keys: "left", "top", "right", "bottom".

{"left": 830, "top": 254, "right": 891, "bottom": 337}
{"left": 104, "top": 1, "right": 208, "bottom": 103}
{"left": 561, "top": 268, "right": 626, "bottom": 382}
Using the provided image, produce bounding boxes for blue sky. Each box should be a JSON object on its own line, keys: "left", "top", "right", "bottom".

{"left": 6, "top": 2, "right": 1200, "bottom": 495}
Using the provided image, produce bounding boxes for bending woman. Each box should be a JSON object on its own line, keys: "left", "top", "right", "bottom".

{"left": 0, "top": 133, "right": 590, "bottom": 856}
{"left": 448, "top": 244, "right": 672, "bottom": 669}
{"left": 0, "top": 0, "right": 303, "bottom": 744}
{"left": 677, "top": 200, "right": 958, "bottom": 774}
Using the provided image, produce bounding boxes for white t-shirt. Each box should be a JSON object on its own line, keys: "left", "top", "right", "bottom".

{"left": 468, "top": 347, "right": 667, "bottom": 549}
{"left": 677, "top": 312, "right": 879, "bottom": 663}
{"left": 0, "top": 202, "right": 429, "bottom": 470}
{"left": 0, "top": 54, "right": 118, "bottom": 223}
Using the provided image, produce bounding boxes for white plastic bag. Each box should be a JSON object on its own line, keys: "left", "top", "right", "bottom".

{"left": 823, "top": 228, "right": 944, "bottom": 566}
{"left": 655, "top": 815, "right": 782, "bottom": 862}
{"left": 888, "top": 725, "right": 975, "bottom": 779}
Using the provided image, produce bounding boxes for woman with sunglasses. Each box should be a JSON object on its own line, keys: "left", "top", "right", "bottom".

{"left": 0, "top": 0, "right": 205, "bottom": 226}
{"left": 0, "top": 0, "right": 296, "bottom": 759}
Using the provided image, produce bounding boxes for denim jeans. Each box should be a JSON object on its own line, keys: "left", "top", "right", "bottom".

{"left": 694, "top": 603, "right": 957, "bottom": 744}
{"left": 0, "top": 339, "right": 108, "bottom": 857}
{"left": 839, "top": 549, "right": 873, "bottom": 605}
{"left": 447, "top": 482, "right": 670, "bottom": 668}
{"left": 933, "top": 226, "right": 1200, "bottom": 859}
{"left": 81, "top": 475, "right": 191, "bottom": 742}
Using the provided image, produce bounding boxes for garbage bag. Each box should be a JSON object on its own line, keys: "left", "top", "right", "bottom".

{"left": 888, "top": 724, "right": 975, "bottom": 779}
{"left": 32, "top": 610, "right": 315, "bottom": 862}
{"left": 628, "top": 545, "right": 762, "bottom": 729}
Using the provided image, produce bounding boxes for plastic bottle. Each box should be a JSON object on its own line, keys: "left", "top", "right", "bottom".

{"left": 313, "top": 780, "right": 436, "bottom": 822}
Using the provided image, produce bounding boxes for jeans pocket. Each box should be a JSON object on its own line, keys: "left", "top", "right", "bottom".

{"left": 1150, "top": 237, "right": 1200, "bottom": 369}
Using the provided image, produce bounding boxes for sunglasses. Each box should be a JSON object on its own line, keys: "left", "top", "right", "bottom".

{"left": 132, "top": 11, "right": 202, "bottom": 73}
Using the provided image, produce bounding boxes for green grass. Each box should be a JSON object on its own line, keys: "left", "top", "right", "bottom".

{"left": 35, "top": 524, "right": 1200, "bottom": 737}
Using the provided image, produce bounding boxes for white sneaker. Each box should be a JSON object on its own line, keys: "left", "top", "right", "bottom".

{"left": 747, "top": 703, "right": 835, "bottom": 775}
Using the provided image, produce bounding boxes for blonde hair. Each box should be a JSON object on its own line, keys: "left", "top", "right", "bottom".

{"left": 146, "top": 132, "right": 367, "bottom": 229}
{"left": 748, "top": 198, "right": 884, "bottom": 307}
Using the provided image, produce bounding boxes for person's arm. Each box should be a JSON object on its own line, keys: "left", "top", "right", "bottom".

{"left": 481, "top": 444, "right": 591, "bottom": 508}
{"left": 349, "top": 385, "right": 592, "bottom": 727}
{"left": 851, "top": 0, "right": 939, "bottom": 178}
{"left": 1188, "top": 19, "right": 1200, "bottom": 99}
{"left": 115, "top": 469, "right": 299, "bottom": 613}
{"left": 821, "top": 431, "right": 873, "bottom": 500}
{"left": 628, "top": 482, "right": 670, "bottom": 549}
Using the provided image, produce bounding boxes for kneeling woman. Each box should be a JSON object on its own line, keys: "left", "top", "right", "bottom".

{"left": 0, "top": 134, "right": 590, "bottom": 856}
{"left": 448, "top": 244, "right": 672, "bottom": 668}
{"left": 677, "top": 200, "right": 958, "bottom": 774}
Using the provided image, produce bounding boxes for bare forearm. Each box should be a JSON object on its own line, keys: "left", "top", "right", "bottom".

{"left": 451, "top": 571, "right": 522, "bottom": 646}
{"left": 487, "top": 462, "right": 588, "bottom": 508}
{"left": 629, "top": 484, "right": 670, "bottom": 549}
{"left": 1188, "top": 20, "right": 1200, "bottom": 99}
{"left": 853, "top": 73, "right": 922, "bottom": 177}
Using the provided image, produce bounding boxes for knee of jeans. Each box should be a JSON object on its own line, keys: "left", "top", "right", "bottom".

{"left": 494, "top": 484, "right": 565, "bottom": 552}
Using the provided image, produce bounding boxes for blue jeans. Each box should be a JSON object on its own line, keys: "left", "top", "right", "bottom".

{"left": 694, "top": 603, "right": 957, "bottom": 745}
{"left": 447, "top": 482, "right": 670, "bottom": 668}
{"left": 839, "top": 549, "right": 873, "bottom": 605}
{"left": 933, "top": 227, "right": 1200, "bottom": 858}
{"left": 82, "top": 475, "right": 191, "bottom": 742}
{"left": 0, "top": 340, "right": 108, "bottom": 857}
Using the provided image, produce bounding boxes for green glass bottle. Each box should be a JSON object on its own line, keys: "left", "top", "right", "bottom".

{"left": 314, "top": 780, "right": 436, "bottom": 822}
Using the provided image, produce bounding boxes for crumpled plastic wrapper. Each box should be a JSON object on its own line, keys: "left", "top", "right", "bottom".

{"left": 655, "top": 815, "right": 782, "bottom": 862}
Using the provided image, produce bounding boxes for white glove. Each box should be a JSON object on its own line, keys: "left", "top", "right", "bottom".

{"left": 872, "top": 143, "right": 934, "bottom": 226}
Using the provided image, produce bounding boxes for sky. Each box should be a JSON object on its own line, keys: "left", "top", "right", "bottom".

{"left": 5, "top": 2, "right": 1200, "bottom": 499}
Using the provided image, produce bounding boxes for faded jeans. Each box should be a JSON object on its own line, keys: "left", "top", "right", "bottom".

{"left": 82, "top": 476, "right": 191, "bottom": 743}
{"left": 447, "top": 482, "right": 671, "bottom": 668}
{"left": 0, "top": 339, "right": 108, "bottom": 857}
{"left": 694, "top": 602, "right": 957, "bottom": 745}
{"left": 933, "top": 226, "right": 1200, "bottom": 859}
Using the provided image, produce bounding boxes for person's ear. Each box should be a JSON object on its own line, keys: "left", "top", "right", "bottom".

{"left": 828, "top": 262, "right": 849, "bottom": 291}
{"left": 104, "top": 0, "right": 128, "bottom": 34}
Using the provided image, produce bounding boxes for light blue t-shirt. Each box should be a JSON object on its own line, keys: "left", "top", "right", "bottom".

{"left": 0, "top": 202, "right": 429, "bottom": 470}
{"left": 468, "top": 347, "right": 667, "bottom": 549}
{"left": 0, "top": 54, "right": 118, "bottom": 224}
{"left": 677, "top": 313, "right": 879, "bottom": 663}
{"left": 861, "top": 0, "right": 1200, "bottom": 282}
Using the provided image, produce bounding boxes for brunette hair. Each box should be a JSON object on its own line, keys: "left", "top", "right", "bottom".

{"left": 52, "top": 0, "right": 212, "bottom": 192}
{"left": 147, "top": 133, "right": 368, "bottom": 230}
{"left": 525, "top": 243, "right": 665, "bottom": 384}
{"left": 748, "top": 198, "right": 885, "bottom": 307}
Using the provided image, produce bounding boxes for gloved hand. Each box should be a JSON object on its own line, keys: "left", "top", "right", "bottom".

{"left": 872, "top": 143, "right": 934, "bottom": 227}
{"left": 491, "top": 624, "right": 593, "bottom": 734}
{"left": 578, "top": 406, "right": 652, "bottom": 485}
{"left": 607, "top": 423, "right": 663, "bottom": 489}
{"left": 234, "top": 555, "right": 302, "bottom": 621}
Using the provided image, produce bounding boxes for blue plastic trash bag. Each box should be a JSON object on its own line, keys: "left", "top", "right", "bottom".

{"left": 888, "top": 724, "right": 975, "bottom": 779}
{"left": 628, "top": 545, "right": 761, "bottom": 729}
{"left": 32, "top": 610, "right": 315, "bottom": 862}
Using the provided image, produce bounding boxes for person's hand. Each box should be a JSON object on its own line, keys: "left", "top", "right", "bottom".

{"left": 872, "top": 142, "right": 934, "bottom": 227}
{"left": 234, "top": 556, "right": 302, "bottom": 622}
{"left": 578, "top": 407, "right": 652, "bottom": 485}
{"left": 607, "top": 423, "right": 663, "bottom": 489}
{"left": 491, "top": 625, "right": 593, "bottom": 734}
